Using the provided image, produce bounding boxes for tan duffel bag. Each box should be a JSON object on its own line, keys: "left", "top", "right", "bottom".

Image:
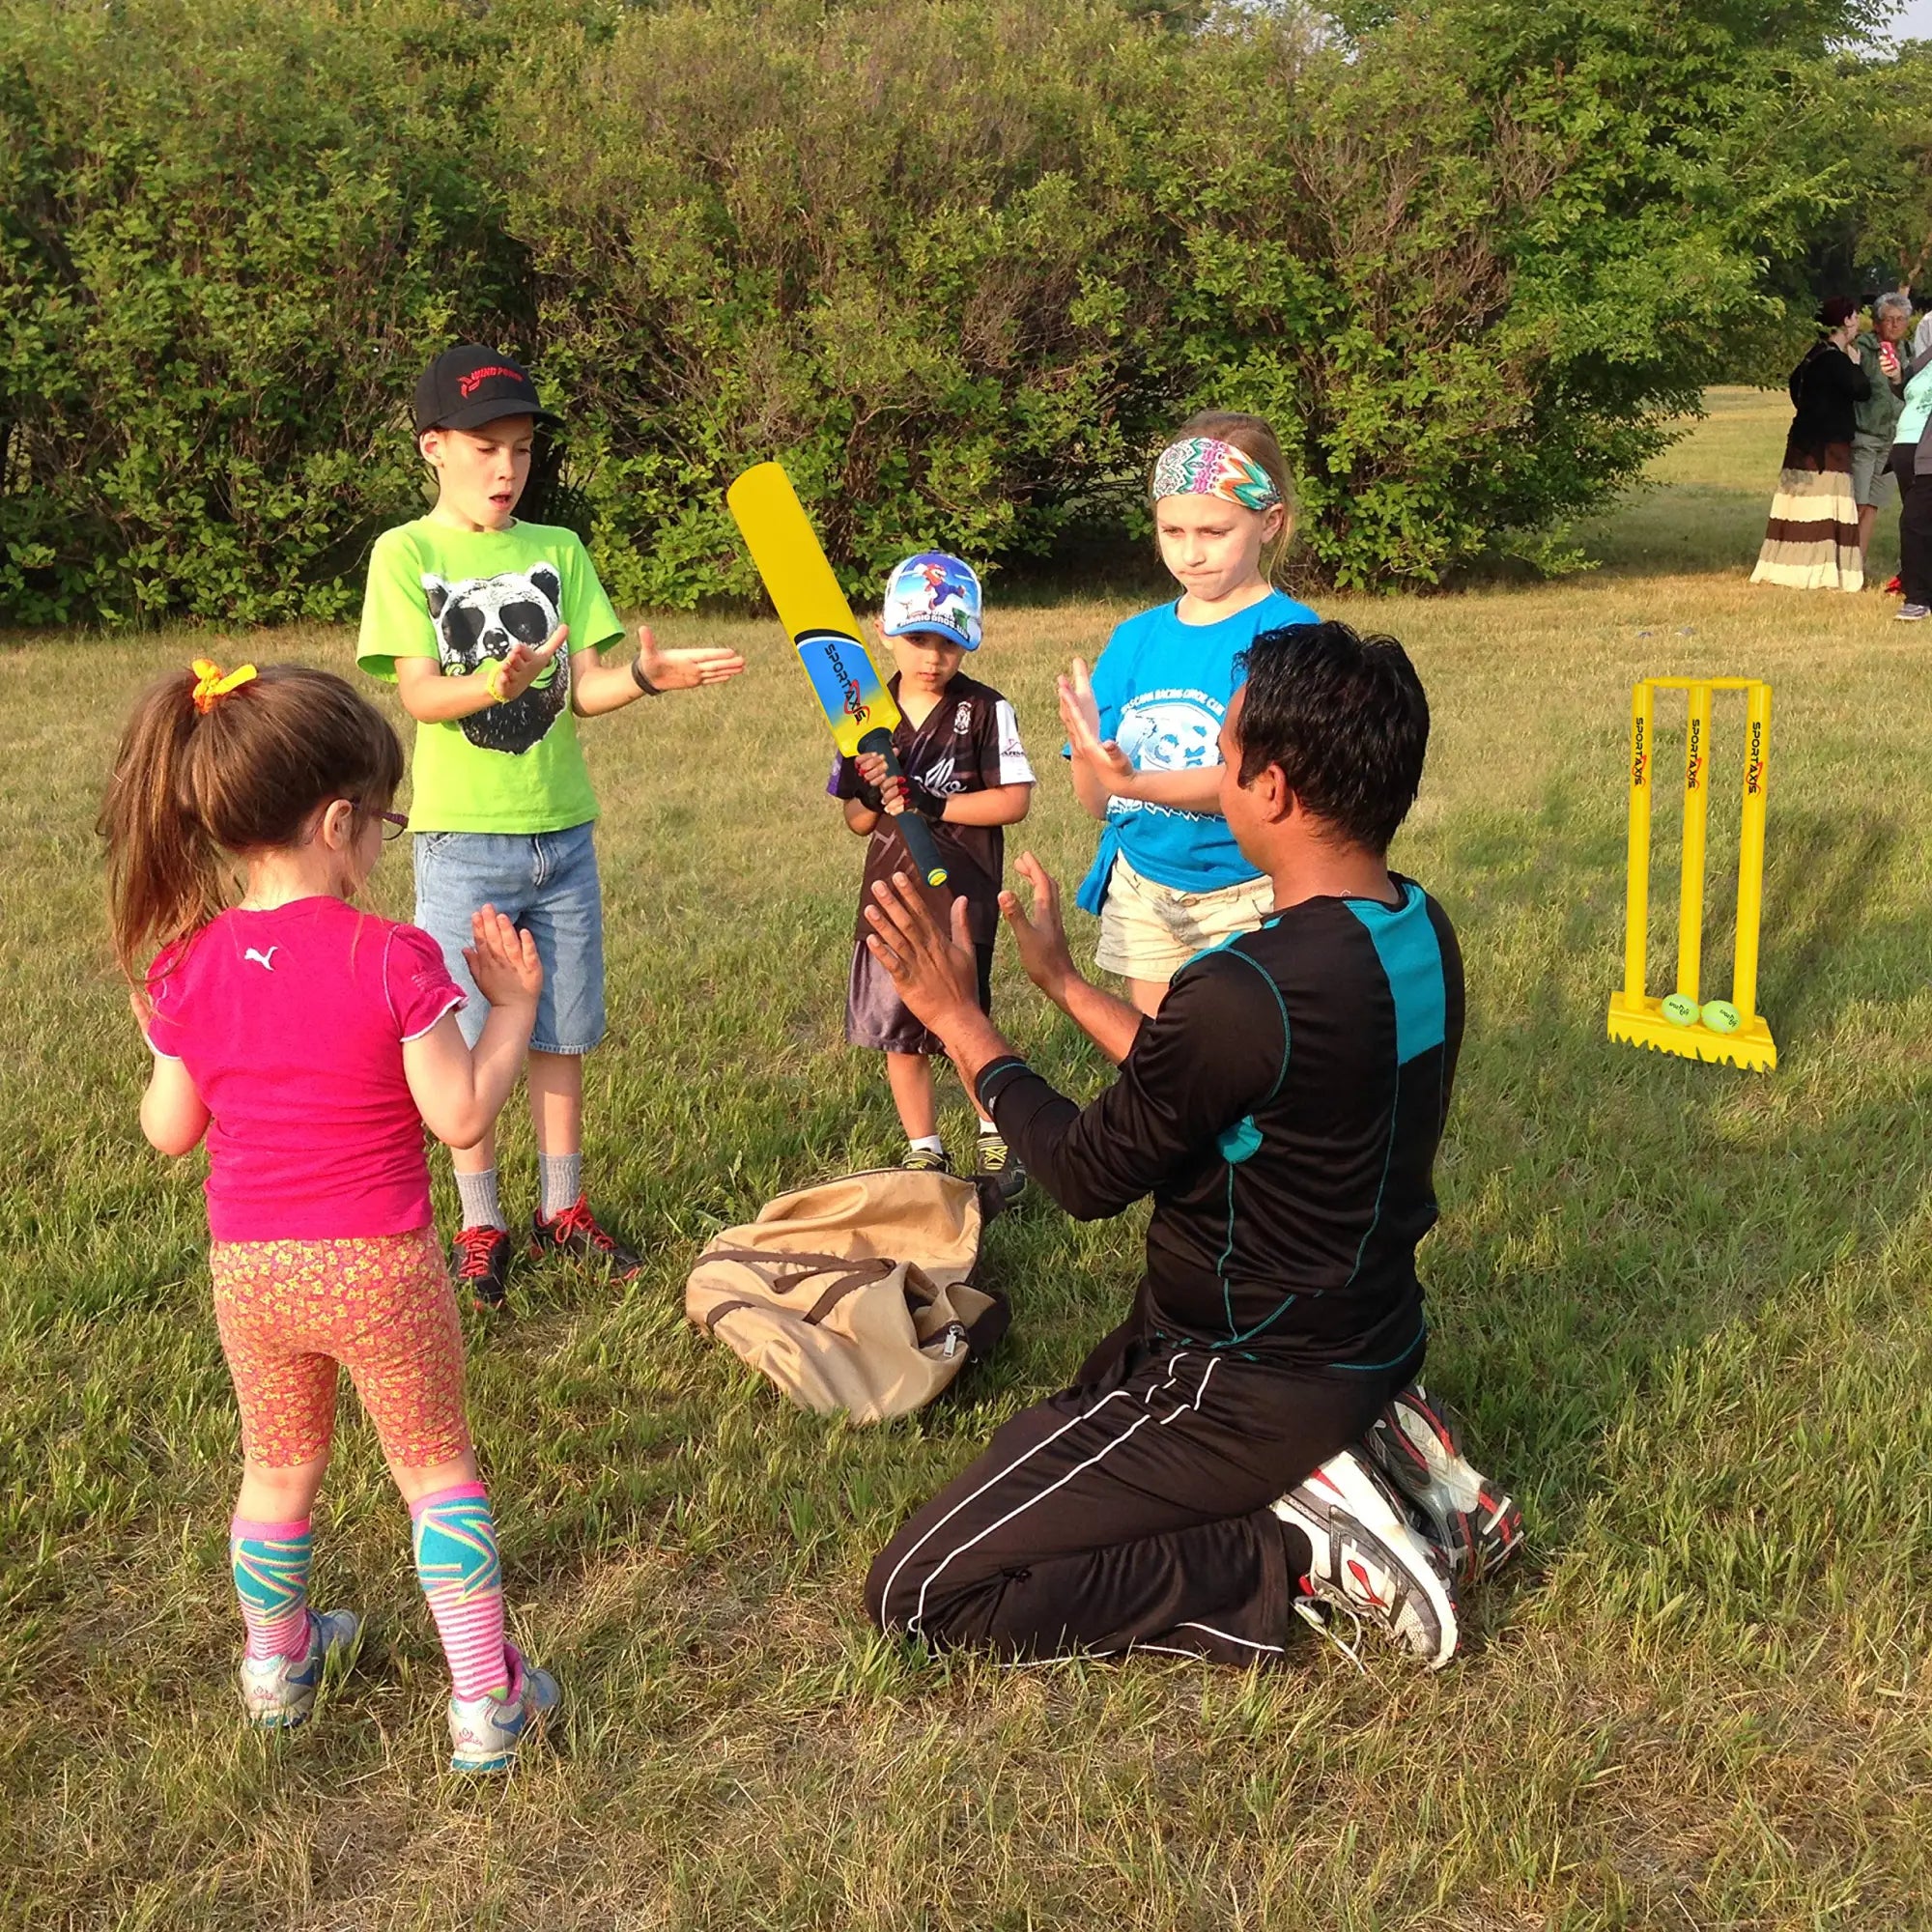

{"left": 685, "top": 1169, "right": 1010, "bottom": 1422}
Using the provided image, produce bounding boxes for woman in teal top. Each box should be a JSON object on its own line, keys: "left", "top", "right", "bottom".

{"left": 1890, "top": 348, "right": 1932, "bottom": 620}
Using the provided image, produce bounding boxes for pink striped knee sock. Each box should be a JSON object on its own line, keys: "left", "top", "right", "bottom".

{"left": 409, "top": 1482, "right": 511, "bottom": 1700}
{"left": 230, "top": 1515, "right": 314, "bottom": 1662}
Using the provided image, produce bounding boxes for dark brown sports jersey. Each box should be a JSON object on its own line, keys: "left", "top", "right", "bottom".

{"left": 829, "top": 671, "right": 1035, "bottom": 946}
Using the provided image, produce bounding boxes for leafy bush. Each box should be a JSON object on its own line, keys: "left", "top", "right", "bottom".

{"left": 0, "top": 0, "right": 530, "bottom": 624}
{"left": 501, "top": 0, "right": 1182, "bottom": 606}
{"left": 0, "top": 0, "right": 1870, "bottom": 622}
{"left": 1154, "top": 0, "right": 1854, "bottom": 586}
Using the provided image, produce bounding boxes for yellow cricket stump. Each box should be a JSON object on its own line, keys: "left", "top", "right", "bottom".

{"left": 1606, "top": 676, "right": 1776, "bottom": 1072}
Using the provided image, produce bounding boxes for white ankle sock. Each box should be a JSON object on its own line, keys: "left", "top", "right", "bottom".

{"left": 907, "top": 1134, "right": 945, "bottom": 1156}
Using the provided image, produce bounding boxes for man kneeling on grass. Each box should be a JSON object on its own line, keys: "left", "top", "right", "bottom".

{"left": 860, "top": 620, "right": 1521, "bottom": 1671}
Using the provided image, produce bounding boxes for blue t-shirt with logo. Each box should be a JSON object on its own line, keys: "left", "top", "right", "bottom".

{"left": 1076, "top": 588, "right": 1320, "bottom": 910}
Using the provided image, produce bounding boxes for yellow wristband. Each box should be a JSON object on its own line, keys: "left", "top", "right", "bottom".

{"left": 481, "top": 660, "right": 509, "bottom": 704}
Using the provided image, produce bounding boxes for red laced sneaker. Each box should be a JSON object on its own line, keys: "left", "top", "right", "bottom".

{"left": 530, "top": 1194, "right": 642, "bottom": 1279}
{"left": 451, "top": 1224, "right": 512, "bottom": 1311}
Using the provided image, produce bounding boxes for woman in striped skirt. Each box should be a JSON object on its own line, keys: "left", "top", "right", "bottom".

{"left": 1750, "top": 297, "right": 1871, "bottom": 592}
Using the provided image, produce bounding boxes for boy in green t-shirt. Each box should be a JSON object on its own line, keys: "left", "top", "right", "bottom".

{"left": 358, "top": 344, "right": 744, "bottom": 1308}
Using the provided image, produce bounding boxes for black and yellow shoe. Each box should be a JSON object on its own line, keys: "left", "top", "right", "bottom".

{"left": 900, "top": 1145, "right": 954, "bottom": 1176}
{"left": 975, "top": 1130, "right": 1027, "bottom": 1203}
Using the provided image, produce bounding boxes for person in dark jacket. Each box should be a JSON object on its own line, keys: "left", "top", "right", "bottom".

{"left": 1888, "top": 332, "right": 1932, "bottom": 619}
{"left": 1750, "top": 297, "right": 1870, "bottom": 592}
{"left": 858, "top": 621, "right": 1523, "bottom": 1676}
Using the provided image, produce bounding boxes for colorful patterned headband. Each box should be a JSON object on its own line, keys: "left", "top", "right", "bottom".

{"left": 189, "top": 658, "right": 258, "bottom": 714}
{"left": 1150, "top": 437, "right": 1282, "bottom": 512}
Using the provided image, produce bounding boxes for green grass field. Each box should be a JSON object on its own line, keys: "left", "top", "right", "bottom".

{"left": 8, "top": 389, "right": 1932, "bottom": 1930}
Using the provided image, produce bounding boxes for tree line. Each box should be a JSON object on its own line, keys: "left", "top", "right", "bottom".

{"left": 0, "top": 0, "right": 1893, "bottom": 624}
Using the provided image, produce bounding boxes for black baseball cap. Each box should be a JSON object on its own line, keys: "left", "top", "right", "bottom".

{"left": 412, "top": 344, "right": 560, "bottom": 434}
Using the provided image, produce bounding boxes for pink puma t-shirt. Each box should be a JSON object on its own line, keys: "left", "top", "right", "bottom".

{"left": 145, "top": 896, "right": 466, "bottom": 1242}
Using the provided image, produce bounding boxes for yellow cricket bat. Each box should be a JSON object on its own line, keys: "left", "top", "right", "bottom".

{"left": 725, "top": 462, "right": 950, "bottom": 888}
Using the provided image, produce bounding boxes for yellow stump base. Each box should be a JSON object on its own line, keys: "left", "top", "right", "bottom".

{"left": 1606, "top": 993, "right": 1776, "bottom": 1071}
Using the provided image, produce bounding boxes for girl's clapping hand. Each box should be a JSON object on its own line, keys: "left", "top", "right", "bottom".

{"left": 465, "top": 904, "right": 542, "bottom": 1010}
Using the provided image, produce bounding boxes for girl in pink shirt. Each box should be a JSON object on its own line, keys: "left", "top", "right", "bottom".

{"left": 103, "top": 659, "right": 558, "bottom": 1773}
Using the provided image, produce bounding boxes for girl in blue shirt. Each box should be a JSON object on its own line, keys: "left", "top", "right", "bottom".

{"left": 1061, "top": 411, "right": 1318, "bottom": 1013}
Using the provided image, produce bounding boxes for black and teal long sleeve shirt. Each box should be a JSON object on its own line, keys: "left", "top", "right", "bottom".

{"left": 978, "top": 878, "right": 1463, "bottom": 1369}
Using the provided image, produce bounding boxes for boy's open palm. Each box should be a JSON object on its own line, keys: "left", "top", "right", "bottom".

{"left": 635, "top": 624, "right": 746, "bottom": 692}
{"left": 465, "top": 905, "right": 542, "bottom": 1009}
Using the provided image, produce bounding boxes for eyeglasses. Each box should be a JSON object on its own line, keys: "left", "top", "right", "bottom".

{"left": 330, "top": 801, "right": 411, "bottom": 841}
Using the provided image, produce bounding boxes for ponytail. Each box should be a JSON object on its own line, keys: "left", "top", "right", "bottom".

{"left": 101, "top": 672, "right": 229, "bottom": 983}
{"left": 100, "top": 663, "right": 404, "bottom": 984}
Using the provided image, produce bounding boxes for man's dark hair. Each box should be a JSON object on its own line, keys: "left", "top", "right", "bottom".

{"left": 1233, "top": 621, "right": 1429, "bottom": 854}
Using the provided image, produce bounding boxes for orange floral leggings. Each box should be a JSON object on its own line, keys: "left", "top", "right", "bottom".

{"left": 210, "top": 1227, "right": 471, "bottom": 1470}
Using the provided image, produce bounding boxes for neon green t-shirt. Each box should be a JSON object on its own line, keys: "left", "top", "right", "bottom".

{"left": 356, "top": 518, "right": 625, "bottom": 833}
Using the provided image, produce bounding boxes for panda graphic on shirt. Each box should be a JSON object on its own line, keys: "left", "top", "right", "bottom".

{"left": 422, "top": 567, "right": 569, "bottom": 756}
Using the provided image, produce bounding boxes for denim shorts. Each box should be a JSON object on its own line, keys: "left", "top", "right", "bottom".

{"left": 412, "top": 822, "right": 605, "bottom": 1055}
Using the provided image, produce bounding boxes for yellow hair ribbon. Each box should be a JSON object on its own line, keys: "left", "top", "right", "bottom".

{"left": 189, "top": 658, "right": 258, "bottom": 714}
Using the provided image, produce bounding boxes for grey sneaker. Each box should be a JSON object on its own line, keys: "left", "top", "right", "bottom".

{"left": 900, "top": 1145, "right": 954, "bottom": 1176}
{"left": 447, "top": 1644, "right": 562, "bottom": 1774}
{"left": 1273, "top": 1448, "right": 1461, "bottom": 1670}
{"left": 1365, "top": 1381, "right": 1524, "bottom": 1587}
{"left": 238, "top": 1607, "right": 362, "bottom": 1728}
{"left": 1896, "top": 603, "right": 1929, "bottom": 621}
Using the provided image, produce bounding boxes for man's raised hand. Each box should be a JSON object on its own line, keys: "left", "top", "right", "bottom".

{"left": 998, "top": 851, "right": 1078, "bottom": 1006}
{"left": 864, "top": 873, "right": 979, "bottom": 1027}
{"left": 635, "top": 623, "right": 746, "bottom": 691}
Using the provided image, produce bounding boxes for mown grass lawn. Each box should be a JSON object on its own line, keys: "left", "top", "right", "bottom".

{"left": 7, "top": 391, "right": 1932, "bottom": 1930}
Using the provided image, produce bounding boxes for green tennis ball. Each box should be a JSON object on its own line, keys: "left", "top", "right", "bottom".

{"left": 1661, "top": 993, "right": 1701, "bottom": 1027}
{"left": 1700, "top": 1000, "right": 1743, "bottom": 1034}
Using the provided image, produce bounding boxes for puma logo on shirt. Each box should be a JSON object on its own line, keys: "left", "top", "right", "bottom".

{"left": 243, "top": 948, "right": 279, "bottom": 972}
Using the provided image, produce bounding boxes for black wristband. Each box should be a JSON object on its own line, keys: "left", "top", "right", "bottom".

{"left": 629, "top": 654, "right": 660, "bottom": 696}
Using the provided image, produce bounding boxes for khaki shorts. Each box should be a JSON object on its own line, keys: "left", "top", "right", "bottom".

{"left": 1851, "top": 436, "right": 1897, "bottom": 509}
{"left": 1094, "top": 854, "right": 1275, "bottom": 983}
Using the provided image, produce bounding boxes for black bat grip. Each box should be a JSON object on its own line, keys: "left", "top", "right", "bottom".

{"left": 858, "top": 726, "right": 950, "bottom": 888}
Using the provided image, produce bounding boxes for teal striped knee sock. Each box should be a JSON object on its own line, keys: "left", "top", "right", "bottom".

{"left": 230, "top": 1516, "right": 313, "bottom": 1661}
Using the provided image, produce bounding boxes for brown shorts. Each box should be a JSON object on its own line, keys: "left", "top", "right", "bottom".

{"left": 846, "top": 939, "right": 994, "bottom": 1056}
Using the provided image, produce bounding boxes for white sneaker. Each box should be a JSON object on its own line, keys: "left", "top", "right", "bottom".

{"left": 447, "top": 1643, "right": 562, "bottom": 1773}
{"left": 1273, "top": 1449, "right": 1461, "bottom": 1670}
{"left": 237, "top": 1607, "right": 362, "bottom": 1728}
{"left": 1365, "top": 1380, "right": 1524, "bottom": 1586}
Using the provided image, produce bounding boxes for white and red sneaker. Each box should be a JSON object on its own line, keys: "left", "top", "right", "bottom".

{"left": 1365, "top": 1381, "right": 1524, "bottom": 1587}
{"left": 1274, "top": 1448, "right": 1462, "bottom": 1670}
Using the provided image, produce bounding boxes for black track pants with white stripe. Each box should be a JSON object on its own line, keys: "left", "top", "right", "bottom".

{"left": 866, "top": 1321, "right": 1418, "bottom": 1664}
